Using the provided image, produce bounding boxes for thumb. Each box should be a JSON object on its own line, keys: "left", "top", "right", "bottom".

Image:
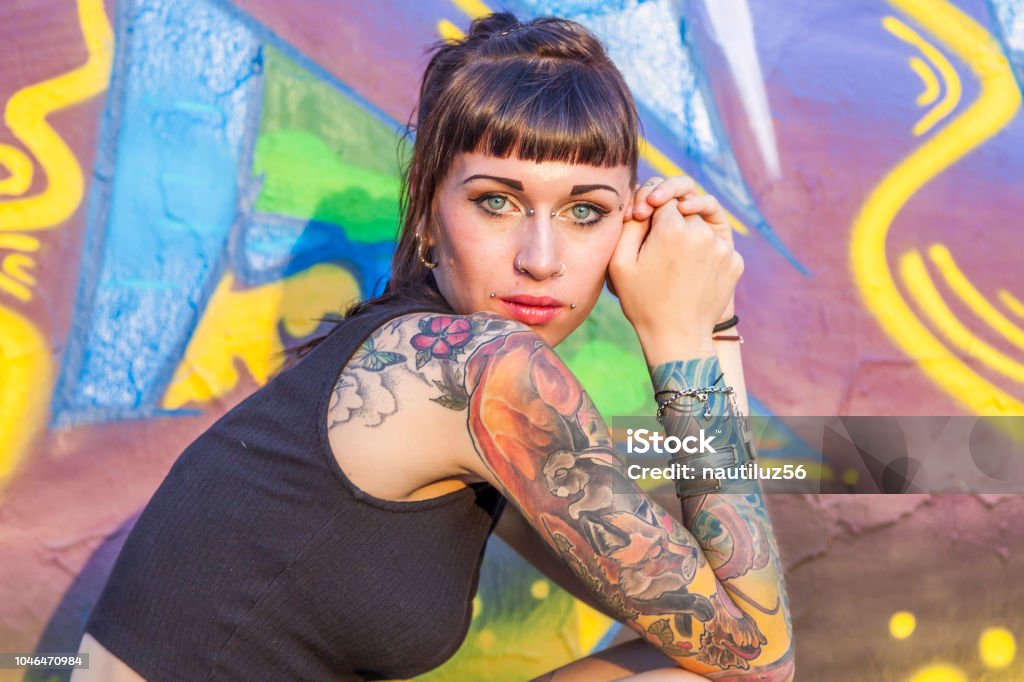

{"left": 613, "top": 216, "right": 652, "bottom": 264}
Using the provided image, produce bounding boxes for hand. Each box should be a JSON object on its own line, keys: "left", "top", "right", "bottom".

{"left": 608, "top": 179, "right": 743, "bottom": 363}
{"left": 624, "top": 176, "right": 736, "bottom": 322}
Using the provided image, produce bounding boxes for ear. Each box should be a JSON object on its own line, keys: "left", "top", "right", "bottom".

{"left": 414, "top": 216, "right": 428, "bottom": 243}
{"left": 578, "top": 447, "right": 617, "bottom": 467}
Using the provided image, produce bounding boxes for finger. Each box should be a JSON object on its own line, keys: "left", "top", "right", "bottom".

{"left": 678, "top": 194, "right": 725, "bottom": 223}
{"left": 648, "top": 198, "right": 686, "bottom": 240}
{"left": 630, "top": 177, "right": 664, "bottom": 220}
{"left": 645, "top": 175, "right": 698, "bottom": 207}
{"left": 678, "top": 208, "right": 717, "bottom": 239}
{"left": 678, "top": 195, "right": 733, "bottom": 246}
{"left": 611, "top": 216, "right": 653, "bottom": 267}
{"left": 678, "top": 209, "right": 735, "bottom": 252}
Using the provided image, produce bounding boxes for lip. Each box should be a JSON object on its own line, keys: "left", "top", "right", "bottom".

{"left": 498, "top": 295, "right": 566, "bottom": 325}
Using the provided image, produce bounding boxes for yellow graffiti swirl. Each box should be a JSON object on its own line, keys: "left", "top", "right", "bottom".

{"left": 0, "top": 0, "right": 113, "bottom": 228}
{"left": 0, "top": 0, "right": 113, "bottom": 487}
{"left": 850, "top": 0, "right": 1023, "bottom": 415}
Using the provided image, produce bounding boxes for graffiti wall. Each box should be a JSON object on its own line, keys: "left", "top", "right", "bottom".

{"left": 1, "top": 0, "right": 1022, "bottom": 680}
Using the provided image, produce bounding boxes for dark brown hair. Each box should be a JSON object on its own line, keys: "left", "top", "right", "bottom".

{"left": 290, "top": 12, "right": 640, "bottom": 357}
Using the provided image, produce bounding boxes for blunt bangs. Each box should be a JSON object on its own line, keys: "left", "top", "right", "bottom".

{"left": 435, "top": 57, "right": 638, "bottom": 176}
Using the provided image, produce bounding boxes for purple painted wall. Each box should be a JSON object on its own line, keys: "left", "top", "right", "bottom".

{"left": 1, "top": 0, "right": 1022, "bottom": 680}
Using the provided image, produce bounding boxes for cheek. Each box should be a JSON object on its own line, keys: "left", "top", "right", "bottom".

{"left": 436, "top": 207, "right": 509, "bottom": 290}
{"left": 600, "top": 228, "right": 623, "bottom": 260}
{"left": 568, "top": 228, "right": 621, "bottom": 279}
{"left": 444, "top": 227, "right": 506, "bottom": 272}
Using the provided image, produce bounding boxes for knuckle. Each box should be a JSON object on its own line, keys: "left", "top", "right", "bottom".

{"left": 653, "top": 202, "right": 681, "bottom": 225}
{"left": 693, "top": 228, "right": 715, "bottom": 247}
{"left": 713, "top": 239, "right": 732, "bottom": 257}
{"left": 733, "top": 253, "right": 745, "bottom": 275}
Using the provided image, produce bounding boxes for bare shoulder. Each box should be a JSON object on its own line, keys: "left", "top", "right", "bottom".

{"left": 324, "top": 310, "right": 537, "bottom": 501}
{"left": 326, "top": 310, "right": 533, "bottom": 427}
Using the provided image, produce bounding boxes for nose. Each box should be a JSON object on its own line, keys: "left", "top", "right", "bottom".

{"left": 514, "top": 213, "right": 564, "bottom": 280}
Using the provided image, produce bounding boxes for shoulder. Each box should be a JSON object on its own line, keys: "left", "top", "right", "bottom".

{"left": 359, "top": 311, "right": 545, "bottom": 377}
{"left": 326, "top": 310, "right": 548, "bottom": 430}
{"left": 368, "top": 313, "right": 610, "bottom": 499}
{"left": 372, "top": 311, "right": 574, "bottom": 399}
{"left": 384, "top": 311, "right": 535, "bottom": 353}
{"left": 325, "top": 309, "right": 572, "bottom": 496}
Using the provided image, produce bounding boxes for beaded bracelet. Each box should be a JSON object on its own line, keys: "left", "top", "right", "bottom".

{"left": 655, "top": 385, "right": 734, "bottom": 421}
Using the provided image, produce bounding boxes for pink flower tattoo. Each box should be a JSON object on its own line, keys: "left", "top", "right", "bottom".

{"left": 411, "top": 316, "right": 473, "bottom": 366}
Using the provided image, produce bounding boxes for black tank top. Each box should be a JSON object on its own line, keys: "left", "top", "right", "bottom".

{"left": 84, "top": 296, "right": 507, "bottom": 681}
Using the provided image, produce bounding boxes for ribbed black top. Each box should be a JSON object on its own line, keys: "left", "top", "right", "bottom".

{"left": 85, "top": 296, "right": 507, "bottom": 681}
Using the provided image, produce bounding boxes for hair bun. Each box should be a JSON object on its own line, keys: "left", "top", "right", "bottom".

{"left": 466, "top": 11, "right": 522, "bottom": 40}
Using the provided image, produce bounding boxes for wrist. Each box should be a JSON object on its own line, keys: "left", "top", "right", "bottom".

{"left": 638, "top": 331, "right": 716, "bottom": 368}
{"left": 718, "top": 298, "right": 736, "bottom": 324}
{"left": 712, "top": 314, "right": 739, "bottom": 333}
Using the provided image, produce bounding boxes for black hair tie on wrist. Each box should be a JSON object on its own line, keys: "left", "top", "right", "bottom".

{"left": 713, "top": 315, "right": 739, "bottom": 333}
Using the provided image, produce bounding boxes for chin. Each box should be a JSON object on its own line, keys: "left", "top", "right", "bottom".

{"left": 538, "top": 324, "right": 574, "bottom": 348}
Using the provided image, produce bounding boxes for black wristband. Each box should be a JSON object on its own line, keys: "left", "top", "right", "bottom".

{"left": 713, "top": 315, "right": 739, "bottom": 333}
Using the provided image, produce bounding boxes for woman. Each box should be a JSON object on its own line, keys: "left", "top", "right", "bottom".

{"left": 74, "top": 12, "right": 793, "bottom": 682}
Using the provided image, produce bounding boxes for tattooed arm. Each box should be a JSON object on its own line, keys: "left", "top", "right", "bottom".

{"left": 650, "top": 349, "right": 793, "bottom": 680}
{"left": 398, "top": 311, "right": 793, "bottom": 680}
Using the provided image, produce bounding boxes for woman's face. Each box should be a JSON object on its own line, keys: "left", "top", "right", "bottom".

{"left": 430, "top": 151, "right": 632, "bottom": 347}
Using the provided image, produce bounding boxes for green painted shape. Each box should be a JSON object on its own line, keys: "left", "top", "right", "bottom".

{"left": 253, "top": 46, "right": 407, "bottom": 242}
{"left": 259, "top": 46, "right": 405, "bottom": 173}
{"left": 558, "top": 293, "right": 655, "bottom": 418}
{"left": 253, "top": 130, "right": 401, "bottom": 241}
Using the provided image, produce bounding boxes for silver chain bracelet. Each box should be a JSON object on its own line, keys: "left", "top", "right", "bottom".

{"left": 655, "top": 385, "right": 734, "bottom": 421}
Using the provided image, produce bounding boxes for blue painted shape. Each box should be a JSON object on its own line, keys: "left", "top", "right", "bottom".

{"left": 234, "top": 213, "right": 395, "bottom": 297}
{"left": 507, "top": 0, "right": 808, "bottom": 274}
{"left": 987, "top": 0, "right": 1024, "bottom": 92}
{"left": 52, "top": 0, "right": 261, "bottom": 427}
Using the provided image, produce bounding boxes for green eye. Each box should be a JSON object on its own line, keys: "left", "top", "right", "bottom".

{"left": 486, "top": 196, "right": 508, "bottom": 211}
{"left": 564, "top": 203, "right": 607, "bottom": 226}
{"left": 572, "top": 205, "right": 593, "bottom": 221}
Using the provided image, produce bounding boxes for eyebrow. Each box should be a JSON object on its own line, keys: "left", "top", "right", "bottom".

{"left": 462, "top": 174, "right": 523, "bottom": 190}
{"left": 569, "top": 184, "right": 620, "bottom": 197}
{"left": 462, "top": 175, "right": 620, "bottom": 197}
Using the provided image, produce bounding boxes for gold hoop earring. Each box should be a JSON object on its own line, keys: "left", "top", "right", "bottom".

{"left": 416, "top": 234, "right": 437, "bottom": 269}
